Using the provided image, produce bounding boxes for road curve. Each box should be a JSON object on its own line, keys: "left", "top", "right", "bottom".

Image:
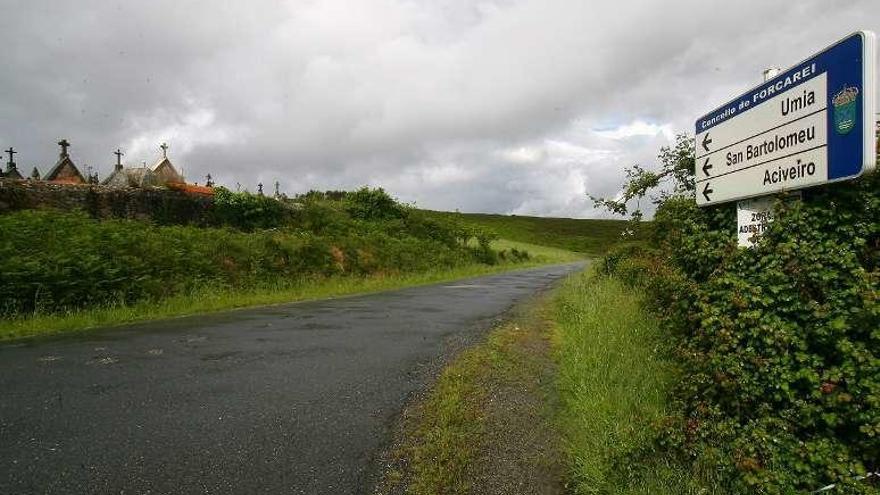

{"left": 0, "top": 262, "right": 584, "bottom": 494}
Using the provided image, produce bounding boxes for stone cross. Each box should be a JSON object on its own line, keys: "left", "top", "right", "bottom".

{"left": 58, "top": 139, "right": 70, "bottom": 157}
{"left": 5, "top": 147, "right": 16, "bottom": 166}
{"left": 114, "top": 148, "right": 124, "bottom": 170}
{"left": 257, "top": 182, "right": 264, "bottom": 195}
{"left": 160, "top": 142, "right": 169, "bottom": 159}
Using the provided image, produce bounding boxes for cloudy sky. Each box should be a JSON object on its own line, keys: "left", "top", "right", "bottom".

{"left": 1, "top": 0, "right": 878, "bottom": 217}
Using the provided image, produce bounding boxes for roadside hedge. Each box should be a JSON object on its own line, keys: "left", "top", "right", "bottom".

{"left": 603, "top": 171, "right": 879, "bottom": 493}
{"left": 0, "top": 190, "right": 512, "bottom": 317}
{"left": 211, "top": 186, "right": 289, "bottom": 230}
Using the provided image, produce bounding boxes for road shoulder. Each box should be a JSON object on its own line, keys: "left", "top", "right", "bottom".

{"left": 371, "top": 289, "right": 568, "bottom": 495}
{"left": 0, "top": 258, "right": 583, "bottom": 343}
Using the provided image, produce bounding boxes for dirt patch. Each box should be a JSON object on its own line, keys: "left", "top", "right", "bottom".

{"left": 470, "top": 323, "right": 567, "bottom": 494}
{"left": 372, "top": 294, "right": 568, "bottom": 495}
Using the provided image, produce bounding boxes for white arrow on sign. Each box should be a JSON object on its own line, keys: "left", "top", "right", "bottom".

{"left": 696, "top": 74, "right": 827, "bottom": 177}
{"left": 698, "top": 147, "right": 828, "bottom": 205}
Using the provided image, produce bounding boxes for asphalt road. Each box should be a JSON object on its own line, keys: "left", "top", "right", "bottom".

{"left": 0, "top": 262, "right": 584, "bottom": 494}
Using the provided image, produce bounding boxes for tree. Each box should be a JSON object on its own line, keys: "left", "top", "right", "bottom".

{"left": 590, "top": 134, "right": 695, "bottom": 220}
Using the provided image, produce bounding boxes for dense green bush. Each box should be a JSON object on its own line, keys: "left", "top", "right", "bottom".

{"left": 343, "top": 187, "right": 407, "bottom": 221}
{"left": 211, "top": 186, "right": 288, "bottom": 230}
{"left": 290, "top": 197, "right": 353, "bottom": 236}
{"left": 0, "top": 187, "right": 517, "bottom": 317}
{"left": 293, "top": 189, "right": 349, "bottom": 202}
{"left": 597, "top": 138, "right": 880, "bottom": 492}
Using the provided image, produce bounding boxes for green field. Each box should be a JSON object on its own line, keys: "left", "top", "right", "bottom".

{"left": 0, "top": 188, "right": 632, "bottom": 344}
{"left": 1, "top": 187, "right": 680, "bottom": 490}
{"left": 428, "top": 211, "right": 643, "bottom": 256}
{"left": 492, "top": 238, "right": 584, "bottom": 262}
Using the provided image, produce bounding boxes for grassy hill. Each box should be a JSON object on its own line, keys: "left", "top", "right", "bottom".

{"left": 0, "top": 189, "right": 526, "bottom": 338}
{"left": 427, "top": 211, "right": 643, "bottom": 257}
{"left": 0, "top": 186, "right": 642, "bottom": 340}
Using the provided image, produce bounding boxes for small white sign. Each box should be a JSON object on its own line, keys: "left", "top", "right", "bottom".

{"left": 736, "top": 196, "right": 775, "bottom": 247}
{"left": 736, "top": 192, "right": 802, "bottom": 247}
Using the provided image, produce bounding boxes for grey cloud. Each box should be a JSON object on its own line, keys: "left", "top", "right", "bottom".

{"left": 1, "top": 0, "right": 877, "bottom": 217}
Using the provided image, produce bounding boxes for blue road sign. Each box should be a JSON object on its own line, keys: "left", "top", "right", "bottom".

{"left": 694, "top": 31, "right": 876, "bottom": 206}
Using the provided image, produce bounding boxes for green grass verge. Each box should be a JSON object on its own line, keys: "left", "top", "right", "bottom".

{"left": 405, "top": 337, "right": 488, "bottom": 494}
{"left": 378, "top": 256, "right": 708, "bottom": 494}
{"left": 554, "top": 271, "right": 704, "bottom": 494}
{"left": 383, "top": 293, "right": 564, "bottom": 495}
{"left": 0, "top": 240, "right": 578, "bottom": 342}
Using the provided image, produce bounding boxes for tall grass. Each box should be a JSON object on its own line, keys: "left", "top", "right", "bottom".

{"left": 0, "top": 209, "right": 506, "bottom": 318}
{"left": 554, "top": 271, "right": 704, "bottom": 494}
{"left": 380, "top": 294, "right": 564, "bottom": 495}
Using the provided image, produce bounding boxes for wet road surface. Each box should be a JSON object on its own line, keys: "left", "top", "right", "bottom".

{"left": 0, "top": 262, "right": 584, "bottom": 494}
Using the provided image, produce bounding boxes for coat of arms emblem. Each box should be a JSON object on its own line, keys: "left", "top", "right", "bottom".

{"left": 832, "top": 86, "right": 859, "bottom": 135}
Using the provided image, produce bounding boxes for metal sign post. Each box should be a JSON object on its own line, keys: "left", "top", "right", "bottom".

{"left": 735, "top": 68, "right": 810, "bottom": 247}
{"left": 736, "top": 69, "right": 780, "bottom": 247}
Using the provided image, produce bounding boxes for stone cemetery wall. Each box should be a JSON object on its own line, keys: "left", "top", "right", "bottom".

{"left": 0, "top": 179, "right": 214, "bottom": 225}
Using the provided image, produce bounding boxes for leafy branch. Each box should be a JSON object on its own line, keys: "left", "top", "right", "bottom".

{"left": 590, "top": 134, "right": 696, "bottom": 220}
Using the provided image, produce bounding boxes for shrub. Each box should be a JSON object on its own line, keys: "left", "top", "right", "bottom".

{"left": 498, "top": 247, "right": 530, "bottom": 263}
{"left": 291, "top": 199, "right": 353, "bottom": 236}
{"left": 659, "top": 175, "right": 880, "bottom": 493}
{"left": 212, "top": 186, "right": 287, "bottom": 230}
{"left": 0, "top": 197, "right": 520, "bottom": 318}
{"left": 596, "top": 141, "right": 880, "bottom": 492}
{"left": 344, "top": 187, "right": 406, "bottom": 221}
